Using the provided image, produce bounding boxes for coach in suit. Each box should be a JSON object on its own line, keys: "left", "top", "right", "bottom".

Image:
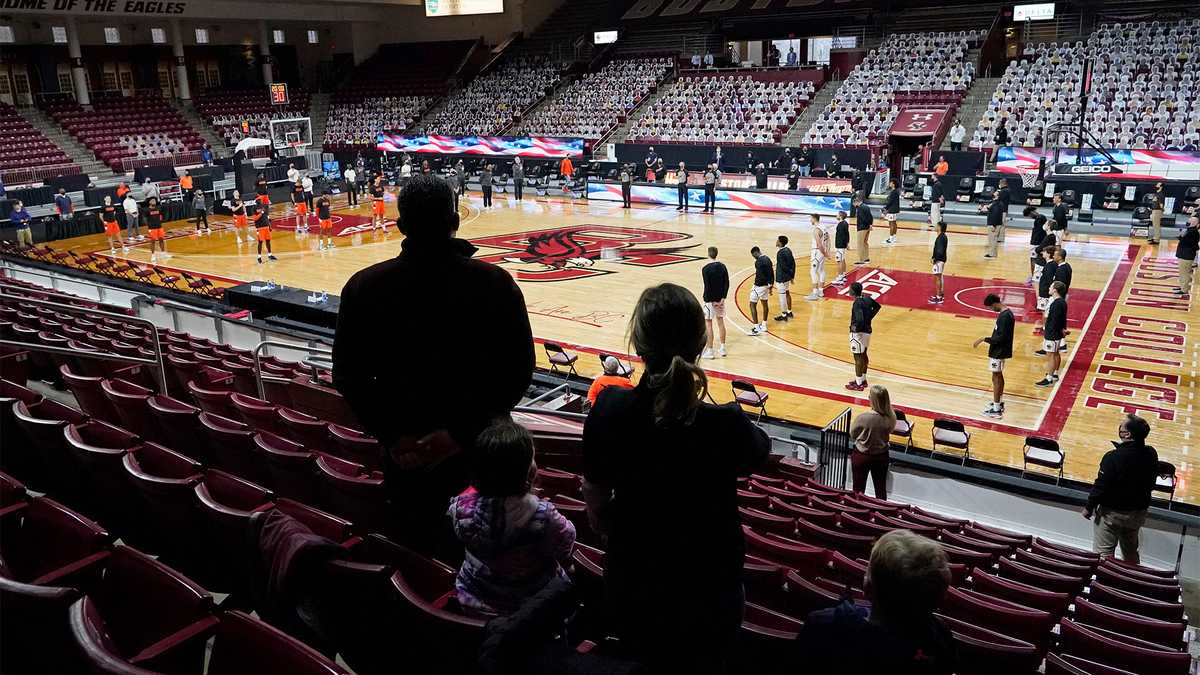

{"left": 333, "top": 175, "right": 533, "bottom": 554}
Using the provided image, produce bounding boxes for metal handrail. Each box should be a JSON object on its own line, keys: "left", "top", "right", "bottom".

{"left": 525, "top": 383, "right": 572, "bottom": 406}
{"left": 252, "top": 339, "right": 333, "bottom": 399}
{"left": 512, "top": 405, "right": 587, "bottom": 422}
{"left": 0, "top": 288, "right": 168, "bottom": 392}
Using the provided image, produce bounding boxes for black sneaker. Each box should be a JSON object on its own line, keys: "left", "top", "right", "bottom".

{"left": 257, "top": 257, "right": 263, "bottom": 264}
{"left": 773, "top": 314, "right": 789, "bottom": 321}
{"left": 1034, "top": 349, "right": 1047, "bottom": 355}
{"left": 268, "top": 254, "right": 278, "bottom": 261}
{"left": 1035, "top": 378, "right": 1053, "bottom": 387}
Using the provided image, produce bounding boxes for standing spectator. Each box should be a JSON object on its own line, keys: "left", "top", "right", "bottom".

{"left": 675, "top": 161, "right": 689, "bottom": 211}
{"left": 583, "top": 282, "right": 770, "bottom": 674}
{"left": 712, "top": 145, "right": 723, "bottom": 170}
{"left": 445, "top": 169, "right": 461, "bottom": 211}
{"left": 179, "top": 173, "right": 193, "bottom": 201}
{"left": 850, "top": 385, "right": 896, "bottom": 499}
{"left": 142, "top": 178, "right": 159, "bottom": 205}
{"left": 333, "top": 175, "right": 534, "bottom": 553}
{"left": 787, "top": 161, "right": 800, "bottom": 191}
{"left": 192, "top": 190, "right": 210, "bottom": 234}
{"left": 654, "top": 155, "right": 665, "bottom": 184}
{"left": 790, "top": 530, "right": 955, "bottom": 674}
{"left": 10, "top": 200, "right": 32, "bottom": 249}
{"left": 948, "top": 119, "right": 966, "bottom": 151}
{"left": 448, "top": 420, "right": 576, "bottom": 615}
{"left": 122, "top": 192, "right": 142, "bottom": 242}
{"left": 644, "top": 146, "right": 658, "bottom": 180}
{"left": 587, "top": 356, "right": 634, "bottom": 406}
{"left": 480, "top": 164, "right": 494, "bottom": 208}
{"left": 701, "top": 246, "right": 728, "bottom": 358}
{"left": 559, "top": 156, "right": 574, "bottom": 181}
{"left": 344, "top": 165, "right": 359, "bottom": 206}
{"left": 797, "top": 148, "right": 810, "bottom": 177}
{"left": 512, "top": 157, "right": 525, "bottom": 201}
{"left": 754, "top": 163, "right": 769, "bottom": 190}
{"left": 787, "top": 46, "right": 798, "bottom": 66}
{"left": 1175, "top": 214, "right": 1198, "bottom": 298}
{"left": 1147, "top": 182, "right": 1165, "bottom": 245}
{"left": 1084, "top": 415, "right": 1159, "bottom": 564}
{"left": 286, "top": 162, "right": 299, "bottom": 185}
{"left": 54, "top": 188, "right": 73, "bottom": 222}
{"left": 992, "top": 120, "right": 1009, "bottom": 165}
{"left": 200, "top": 143, "right": 214, "bottom": 165}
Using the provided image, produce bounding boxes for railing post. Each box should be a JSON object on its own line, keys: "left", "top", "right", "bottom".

{"left": 818, "top": 407, "right": 852, "bottom": 490}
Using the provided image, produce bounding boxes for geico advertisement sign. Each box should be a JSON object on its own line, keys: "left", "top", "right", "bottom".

{"left": 1054, "top": 163, "right": 1123, "bottom": 175}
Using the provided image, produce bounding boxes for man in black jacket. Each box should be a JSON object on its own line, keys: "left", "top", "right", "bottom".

{"left": 1085, "top": 414, "right": 1159, "bottom": 564}
{"left": 973, "top": 294, "right": 1014, "bottom": 418}
{"left": 1174, "top": 214, "right": 1198, "bottom": 298}
{"left": 774, "top": 235, "right": 796, "bottom": 320}
{"left": 853, "top": 192, "right": 873, "bottom": 264}
{"left": 1035, "top": 281, "right": 1068, "bottom": 385}
{"left": 748, "top": 246, "right": 774, "bottom": 336}
{"left": 846, "top": 282, "right": 880, "bottom": 391}
{"left": 883, "top": 180, "right": 901, "bottom": 245}
{"left": 701, "top": 246, "right": 729, "bottom": 358}
{"left": 333, "top": 175, "right": 534, "bottom": 553}
{"left": 984, "top": 194, "right": 1004, "bottom": 258}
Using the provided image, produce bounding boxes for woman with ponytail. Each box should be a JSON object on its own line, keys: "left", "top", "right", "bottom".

{"left": 849, "top": 384, "right": 897, "bottom": 500}
{"left": 582, "top": 283, "right": 770, "bottom": 674}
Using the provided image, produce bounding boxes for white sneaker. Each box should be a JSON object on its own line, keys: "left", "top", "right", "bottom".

{"left": 137, "top": 235, "right": 146, "bottom": 241}
{"left": 702, "top": 348, "right": 715, "bottom": 359}
{"left": 150, "top": 253, "right": 158, "bottom": 263}
{"left": 718, "top": 344, "right": 727, "bottom": 357}
{"left": 805, "top": 292, "right": 822, "bottom": 301}
{"left": 122, "top": 246, "right": 129, "bottom": 253}
{"left": 748, "top": 325, "right": 762, "bottom": 336}
{"left": 204, "top": 228, "right": 213, "bottom": 235}
{"left": 109, "top": 248, "right": 116, "bottom": 255}
{"left": 326, "top": 241, "right": 335, "bottom": 249}
{"left": 235, "top": 237, "right": 242, "bottom": 244}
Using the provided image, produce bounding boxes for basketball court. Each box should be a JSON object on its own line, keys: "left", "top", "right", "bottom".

{"left": 51, "top": 190, "right": 1198, "bottom": 505}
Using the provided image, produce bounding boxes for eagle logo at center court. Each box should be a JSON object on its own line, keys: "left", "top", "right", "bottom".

{"left": 471, "top": 225, "right": 702, "bottom": 282}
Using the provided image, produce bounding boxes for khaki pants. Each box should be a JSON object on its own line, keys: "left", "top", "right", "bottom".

{"left": 984, "top": 225, "right": 999, "bottom": 257}
{"left": 930, "top": 202, "right": 942, "bottom": 227}
{"left": 1180, "top": 256, "right": 1195, "bottom": 293}
{"left": 1093, "top": 506, "right": 1148, "bottom": 564}
{"left": 16, "top": 227, "right": 32, "bottom": 248}
{"left": 1149, "top": 209, "right": 1162, "bottom": 242}
{"left": 857, "top": 228, "right": 870, "bottom": 262}
{"left": 997, "top": 214, "right": 1008, "bottom": 242}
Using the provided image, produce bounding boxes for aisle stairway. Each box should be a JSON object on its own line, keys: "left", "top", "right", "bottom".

{"left": 15, "top": 106, "right": 114, "bottom": 177}
{"left": 783, "top": 83, "right": 839, "bottom": 146}
{"left": 308, "top": 92, "right": 329, "bottom": 149}
{"left": 593, "top": 75, "right": 677, "bottom": 158}
{"left": 940, "top": 76, "right": 999, "bottom": 150}
{"left": 174, "top": 101, "right": 226, "bottom": 152}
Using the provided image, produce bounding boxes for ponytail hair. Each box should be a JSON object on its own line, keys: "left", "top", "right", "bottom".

{"left": 628, "top": 283, "right": 709, "bottom": 424}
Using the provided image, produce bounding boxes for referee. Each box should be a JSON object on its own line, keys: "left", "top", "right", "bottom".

{"left": 675, "top": 162, "right": 689, "bottom": 211}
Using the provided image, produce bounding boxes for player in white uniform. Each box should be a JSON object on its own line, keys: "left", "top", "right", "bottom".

{"left": 806, "top": 214, "right": 830, "bottom": 301}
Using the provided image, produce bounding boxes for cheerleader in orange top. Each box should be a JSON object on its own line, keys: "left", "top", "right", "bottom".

{"left": 370, "top": 176, "right": 387, "bottom": 230}
{"left": 254, "top": 205, "right": 277, "bottom": 264}
{"left": 144, "top": 197, "right": 168, "bottom": 263}
{"left": 291, "top": 179, "right": 309, "bottom": 233}
{"left": 229, "top": 191, "right": 249, "bottom": 244}
{"left": 100, "top": 196, "right": 123, "bottom": 254}
{"left": 316, "top": 191, "right": 334, "bottom": 250}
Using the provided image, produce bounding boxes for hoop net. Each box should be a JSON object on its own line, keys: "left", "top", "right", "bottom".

{"left": 1017, "top": 165, "right": 1040, "bottom": 188}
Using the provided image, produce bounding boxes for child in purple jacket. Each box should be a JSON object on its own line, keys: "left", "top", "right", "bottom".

{"left": 448, "top": 420, "right": 576, "bottom": 614}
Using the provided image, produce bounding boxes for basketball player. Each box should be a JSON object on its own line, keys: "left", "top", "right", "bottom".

{"left": 928, "top": 174, "right": 945, "bottom": 230}
{"left": 929, "top": 222, "right": 948, "bottom": 304}
{"left": 317, "top": 190, "right": 334, "bottom": 250}
{"left": 1033, "top": 245, "right": 1057, "bottom": 335}
{"left": 675, "top": 161, "right": 689, "bottom": 211}
{"left": 984, "top": 191, "right": 1003, "bottom": 258}
{"left": 1036, "top": 281, "right": 1068, "bottom": 386}
{"left": 832, "top": 211, "right": 850, "bottom": 285}
{"left": 1023, "top": 206, "right": 1047, "bottom": 282}
{"left": 996, "top": 178, "right": 1011, "bottom": 243}
{"left": 973, "top": 293, "right": 1014, "bottom": 418}
{"left": 255, "top": 173, "right": 270, "bottom": 211}
{"left": 846, "top": 282, "right": 880, "bottom": 391}
{"left": 230, "top": 190, "right": 248, "bottom": 244}
{"left": 1053, "top": 248, "right": 1072, "bottom": 298}
{"left": 291, "top": 179, "right": 309, "bottom": 232}
{"left": 853, "top": 192, "right": 872, "bottom": 264}
{"left": 748, "top": 246, "right": 773, "bottom": 336}
{"left": 145, "top": 196, "right": 167, "bottom": 262}
{"left": 883, "top": 180, "right": 900, "bottom": 245}
{"left": 1051, "top": 193, "right": 1070, "bottom": 242}
{"left": 100, "top": 195, "right": 123, "bottom": 254}
{"left": 775, "top": 235, "right": 796, "bottom": 318}
{"left": 701, "top": 246, "right": 729, "bottom": 358}
{"left": 255, "top": 204, "right": 277, "bottom": 263}
{"left": 370, "top": 176, "right": 387, "bottom": 230}
{"left": 805, "top": 217, "right": 829, "bottom": 302}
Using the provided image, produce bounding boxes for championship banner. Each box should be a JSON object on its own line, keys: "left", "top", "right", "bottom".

{"left": 587, "top": 182, "right": 851, "bottom": 216}
{"left": 376, "top": 134, "right": 583, "bottom": 158}
{"left": 996, "top": 147, "right": 1200, "bottom": 181}
{"left": 889, "top": 108, "right": 950, "bottom": 138}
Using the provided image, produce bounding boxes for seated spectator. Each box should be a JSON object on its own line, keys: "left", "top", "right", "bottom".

{"left": 333, "top": 175, "right": 534, "bottom": 554}
{"left": 586, "top": 356, "right": 634, "bottom": 406}
{"left": 790, "top": 529, "right": 956, "bottom": 674}
{"left": 448, "top": 420, "right": 576, "bottom": 615}
{"left": 583, "top": 282, "right": 770, "bottom": 674}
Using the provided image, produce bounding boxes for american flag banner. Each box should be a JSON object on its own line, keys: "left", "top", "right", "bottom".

{"left": 376, "top": 134, "right": 584, "bottom": 158}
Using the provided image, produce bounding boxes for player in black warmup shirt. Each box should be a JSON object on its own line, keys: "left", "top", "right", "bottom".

{"left": 930, "top": 222, "right": 948, "bottom": 304}
{"left": 700, "top": 246, "right": 729, "bottom": 358}
{"left": 1023, "top": 206, "right": 1047, "bottom": 282}
{"left": 1036, "top": 281, "right": 1068, "bottom": 385}
{"left": 974, "top": 294, "right": 1014, "bottom": 418}
{"left": 833, "top": 211, "right": 850, "bottom": 285}
{"left": 1033, "top": 246, "right": 1057, "bottom": 335}
{"left": 996, "top": 178, "right": 1011, "bottom": 243}
{"left": 101, "top": 196, "right": 122, "bottom": 253}
{"left": 847, "top": 282, "right": 881, "bottom": 391}
{"left": 883, "top": 181, "right": 900, "bottom": 245}
{"left": 1051, "top": 194, "right": 1070, "bottom": 241}
{"left": 317, "top": 191, "right": 334, "bottom": 251}
{"left": 747, "top": 247, "right": 774, "bottom": 335}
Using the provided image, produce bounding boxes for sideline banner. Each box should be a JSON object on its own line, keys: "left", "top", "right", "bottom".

{"left": 587, "top": 182, "right": 851, "bottom": 215}
{"left": 376, "top": 134, "right": 584, "bottom": 158}
{"left": 996, "top": 146, "right": 1200, "bottom": 180}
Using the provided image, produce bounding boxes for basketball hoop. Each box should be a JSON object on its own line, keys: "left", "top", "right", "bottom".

{"left": 1017, "top": 165, "right": 1040, "bottom": 189}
